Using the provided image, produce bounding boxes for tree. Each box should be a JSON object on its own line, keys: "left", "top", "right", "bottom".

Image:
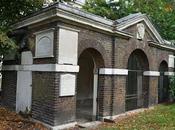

{"left": 83, "top": 0, "right": 175, "bottom": 41}
{"left": 0, "top": 0, "right": 44, "bottom": 56}
{"left": 0, "top": 0, "right": 76, "bottom": 56}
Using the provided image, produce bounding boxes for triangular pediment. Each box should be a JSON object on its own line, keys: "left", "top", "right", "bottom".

{"left": 116, "top": 13, "right": 164, "bottom": 44}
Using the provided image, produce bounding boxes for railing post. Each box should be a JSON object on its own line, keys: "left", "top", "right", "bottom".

{"left": 0, "top": 55, "right": 3, "bottom": 91}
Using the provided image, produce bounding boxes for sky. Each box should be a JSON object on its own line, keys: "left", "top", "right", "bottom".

{"left": 76, "top": 0, "right": 85, "bottom": 4}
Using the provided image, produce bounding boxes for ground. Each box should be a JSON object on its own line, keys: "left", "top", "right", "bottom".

{"left": 94, "top": 103, "right": 175, "bottom": 130}
{"left": 0, "top": 107, "right": 47, "bottom": 130}
{"left": 1, "top": 104, "right": 175, "bottom": 130}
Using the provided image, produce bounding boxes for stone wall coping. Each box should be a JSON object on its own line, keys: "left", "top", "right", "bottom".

{"left": 143, "top": 71, "right": 160, "bottom": 76}
{"left": 99, "top": 68, "right": 174, "bottom": 77}
{"left": 2, "top": 64, "right": 79, "bottom": 72}
{"left": 99, "top": 68, "right": 128, "bottom": 75}
{"left": 149, "top": 41, "right": 175, "bottom": 52}
{"left": 164, "top": 72, "right": 175, "bottom": 76}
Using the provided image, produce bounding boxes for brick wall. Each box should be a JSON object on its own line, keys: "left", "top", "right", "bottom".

{"left": 32, "top": 72, "right": 76, "bottom": 126}
{"left": 32, "top": 72, "right": 55, "bottom": 125}
{"left": 2, "top": 18, "right": 174, "bottom": 127}
{"left": 1, "top": 71, "right": 17, "bottom": 110}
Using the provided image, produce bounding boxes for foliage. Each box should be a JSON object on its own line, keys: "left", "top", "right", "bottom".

{"left": 83, "top": 0, "right": 175, "bottom": 41}
{"left": 0, "top": 0, "right": 44, "bottom": 57}
{"left": 169, "top": 76, "right": 175, "bottom": 100}
{"left": 0, "top": 0, "right": 44, "bottom": 27}
{"left": 0, "top": 30, "right": 17, "bottom": 56}
{"left": 0, "top": 0, "right": 76, "bottom": 57}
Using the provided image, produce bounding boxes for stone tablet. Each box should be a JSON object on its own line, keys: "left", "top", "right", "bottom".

{"left": 59, "top": 74, "right": 76, "bottom": 96}
{"left": 35, "top": 29, "right": 54, "bottom": 58}
{"left": 58, "top": 28, "right": 78, "bottom": 65}
{"left": 168, "top": 55, "right": 175, "bottom": 68}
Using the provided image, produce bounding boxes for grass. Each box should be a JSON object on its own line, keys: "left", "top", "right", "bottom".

{"left": 95, "top": 103, "right": 175, "bottom": 130}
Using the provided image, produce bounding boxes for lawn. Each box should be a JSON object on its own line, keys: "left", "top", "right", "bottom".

{"left": 95, "top": 103, "right": 175, "bottom": 130}
{"left": 1, "top": 104, "right": 175, "bottom": 130}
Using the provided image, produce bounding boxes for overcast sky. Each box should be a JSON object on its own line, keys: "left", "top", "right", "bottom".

{"left": 76, "top": 0, "right": 85, "bottom": 4}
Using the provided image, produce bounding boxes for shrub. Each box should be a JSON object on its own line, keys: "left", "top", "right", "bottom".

{"left": 169, "top": 76, "right": 175, "bottom": 102}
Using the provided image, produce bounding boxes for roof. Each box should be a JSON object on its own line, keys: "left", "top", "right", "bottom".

{"left": 12, "top": 2, "right": 132, "bottom": 38}
{"left": 12, "top": 2, "right": 175, "bottom": 49}
{"left": 116, "top": 13, "right": 143, "bottom": 24}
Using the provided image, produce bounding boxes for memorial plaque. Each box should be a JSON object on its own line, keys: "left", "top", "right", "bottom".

{"left": 59, "top": 74, "right": 76, "bottom": 96}
{"left": 35, "top": 29, "right": 54, "bottom": 58}
{"left": 169, "top": 55, "right": 175, "bottom": 68}
{"left": 59, "top": 28, "right": 78, "bottom": 65}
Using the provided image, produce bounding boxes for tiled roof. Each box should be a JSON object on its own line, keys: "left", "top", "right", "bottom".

{"left": 116, "top": 12, "right": 143, "bottom": 24}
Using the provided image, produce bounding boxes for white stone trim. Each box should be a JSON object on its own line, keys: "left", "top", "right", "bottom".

{"left": 2, "top": 64, "right": 79, "bottom": 72}
{"left": 99, "top": 68, "right": 128, "bottom": 75}
{"left": 143, "top": 71, "right": 160, "bottom": 76}
{"left": 164, "top": 72, "right": 175, "bottom": 76}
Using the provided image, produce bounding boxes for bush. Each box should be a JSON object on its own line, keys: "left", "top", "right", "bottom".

{"left": 169, "top": 76, "right": 175, "bottom": 102}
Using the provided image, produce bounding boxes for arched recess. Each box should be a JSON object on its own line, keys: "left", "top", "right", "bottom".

{"left": 76, "top": 48, "right": 105, "bottom": 122}
{"left": 126, "top": 49, "right": 149, "bottom": 111}
{"left": 158, "top": 61, "right": 169, "bottom": 103}
{"left": 78, "top": 39, "right": 109, "bottom": 67}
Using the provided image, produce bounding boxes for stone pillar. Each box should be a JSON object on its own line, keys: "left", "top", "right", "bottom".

{"left": 99, "top": 68, "right": 128, "bottom": 118}
{"left": 31, "top": 25, "right": 80, "bottom": 128}
{"left": 143, "top": 71, "right": 160, "bottom": 106}
{"left": 16, "top": 51, "right": 33, "bottom": 112}
{"left": 112, "top": 75, "right": 126, "bottom": 115}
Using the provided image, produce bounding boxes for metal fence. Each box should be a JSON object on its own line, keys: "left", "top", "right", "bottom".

{"left": 0, "top": 55, "right": 3, "bottom": 92}
{"left": 126, "top": 69, "right": 153, "bottom": 111}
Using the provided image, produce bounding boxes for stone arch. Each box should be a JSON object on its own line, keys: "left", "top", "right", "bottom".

{"left": 126, "top": 49, "right": 149, "bottom": 111}
{"left": 76, "top": 48, "right": 105, "bottom": 121}
{"left": 78, "top": 39, "right": 109, "bottom": 67}
{"left": 123, "top": 47, "right": 151, "bottom": 69}
{"left": 158, "top": 60, "right": 169, "bottom": 103}
{"left": 157, "top": 57, "right": 169, "bottom": 71}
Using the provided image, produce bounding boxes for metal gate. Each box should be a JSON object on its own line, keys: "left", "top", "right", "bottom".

{"left": 0, "top": 56, "right": 3, "bottom": 97}
{"left": 126, "top": 70, "right": 143, "bottom": 111}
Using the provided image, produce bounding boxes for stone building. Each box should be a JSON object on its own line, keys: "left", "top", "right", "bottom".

{"left": 1, "top": 2, "right": 175, "bottom": 129}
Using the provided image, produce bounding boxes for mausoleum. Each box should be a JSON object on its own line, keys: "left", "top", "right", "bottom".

{"left": 1, "top": 2, "right": 175, "bottom": 129}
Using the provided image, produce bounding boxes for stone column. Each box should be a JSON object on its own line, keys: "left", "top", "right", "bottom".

{"left": 99, "top": 68, "right": 128, "bottom": 118}
{"left": 143, "top": 71, "right": 160, "bottom": 106}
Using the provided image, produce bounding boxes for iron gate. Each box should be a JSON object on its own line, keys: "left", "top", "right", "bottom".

{"left": 126, "top": 70, "right": 143, "bottom": 111}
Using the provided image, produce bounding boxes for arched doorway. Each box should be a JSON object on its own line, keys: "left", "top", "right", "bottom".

{"left": 158, "top": 61, "right": 169, "bottom": 103}
{"left": 76, "top": 48, "right": 104, "bottom": 122}
{"left": 126, "top": 49, "right": 149, "bottom": 111}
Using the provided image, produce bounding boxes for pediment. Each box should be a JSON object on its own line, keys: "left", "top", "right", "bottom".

{"left": 116, "top": 13, "right": 164, "bottom": 44}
